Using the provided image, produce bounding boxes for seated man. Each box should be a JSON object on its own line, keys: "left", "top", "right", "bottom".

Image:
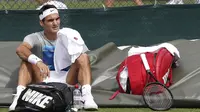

{"left": 9, "top": 4, "right": 98, "bottom": 111}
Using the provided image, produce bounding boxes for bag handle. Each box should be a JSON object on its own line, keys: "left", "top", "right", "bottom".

{"left": 140, "top": 53, "right": 150, "bottom": 71}
{"left": 109, "top": 90, "right": 120, "bottom": 100}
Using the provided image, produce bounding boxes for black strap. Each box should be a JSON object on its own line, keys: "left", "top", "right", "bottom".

{"left": 126, "top": 78, "right": 131, "bottom": 94}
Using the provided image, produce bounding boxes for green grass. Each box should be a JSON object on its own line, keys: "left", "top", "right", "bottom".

{"left": 2, "top": 108, "right": 200, "bottom": 112}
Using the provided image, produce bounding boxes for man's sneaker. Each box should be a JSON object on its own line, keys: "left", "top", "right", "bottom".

{"left": 82, "top": 93, "right": 98, "bottom": 110}
{"left": 9, "top": 94, "right": 20, "bottom": 111}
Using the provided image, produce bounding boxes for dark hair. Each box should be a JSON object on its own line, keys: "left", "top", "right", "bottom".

{"left": 38, "top": 4, "right": 57, "bottom": 21}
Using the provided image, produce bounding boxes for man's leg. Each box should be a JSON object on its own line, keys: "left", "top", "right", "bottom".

{"left": 66, "top": 53, "right": 98, "bottom": 110}
{"left": 9, "top": 61, "right": 42, "bottom": 111}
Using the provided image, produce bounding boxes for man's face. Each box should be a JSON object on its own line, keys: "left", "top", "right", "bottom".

{"left": 41, "top": 13, "right": 60, "bottom": 34}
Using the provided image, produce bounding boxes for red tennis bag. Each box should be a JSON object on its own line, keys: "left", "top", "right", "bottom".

{"left": 110, "top": 47, "right": 177, "bottom": 100}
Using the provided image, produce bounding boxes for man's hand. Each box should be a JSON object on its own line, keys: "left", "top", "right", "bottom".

{"left": 36, "top": 61, "right": 50, "bottom": 79}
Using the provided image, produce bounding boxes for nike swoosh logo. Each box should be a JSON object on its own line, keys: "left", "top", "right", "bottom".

{"left": 81, "top": 100, "right": 85, "bottom": 104}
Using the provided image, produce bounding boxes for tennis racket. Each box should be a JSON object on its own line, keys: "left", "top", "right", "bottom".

{"left": 140, "top": 53, "right": 173, "bottom": 111}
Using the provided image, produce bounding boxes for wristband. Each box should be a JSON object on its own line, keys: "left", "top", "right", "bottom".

{"left": 28, "top": 54, "right": 42, "bottom": 65}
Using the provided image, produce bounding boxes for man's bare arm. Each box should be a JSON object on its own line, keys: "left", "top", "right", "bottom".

{"left": 16, "top": 42, "right": 50, "bottom": 77}
{"left": 16, "top": 42, "right": 32, "bottom": 61}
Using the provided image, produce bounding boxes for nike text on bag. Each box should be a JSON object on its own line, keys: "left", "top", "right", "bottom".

{"left": 110, "top": 47, "right": 179, "bottom": 100}
{"left": 16, "top": 82, "right": 73, "bottom": 112}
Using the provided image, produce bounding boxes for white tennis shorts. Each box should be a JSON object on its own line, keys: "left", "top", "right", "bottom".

{"left": 43, "top": 71, "right": 68, "bottom": 83}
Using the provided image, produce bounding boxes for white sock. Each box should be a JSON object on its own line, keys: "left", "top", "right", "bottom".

{"left": 9, "top": 85, "right": 25, "bottom": 111}
{"left": 16, "top": 85, "right": 26, "bottom": 95}
{"left": 66, "top": 83, "right": 75, "bottom": 88}
{"left": 81, "top": 84, "right": 91, "bottom": 95}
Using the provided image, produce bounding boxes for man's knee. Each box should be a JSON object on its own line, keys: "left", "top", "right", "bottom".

{"left": 20, "top": 61, "right": 39, "bottom": 71}
{"left": 76, "top": 53, "right": 90, "bottom": 66}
